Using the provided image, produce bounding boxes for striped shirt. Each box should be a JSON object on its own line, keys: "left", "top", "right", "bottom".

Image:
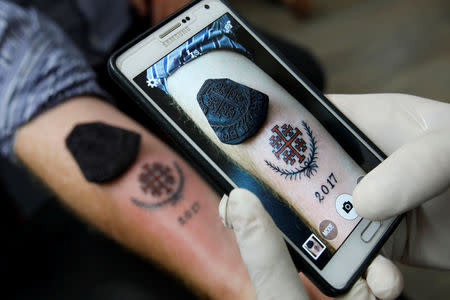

{"left": 0, "top": 0, "right": 129, "bottom": 160}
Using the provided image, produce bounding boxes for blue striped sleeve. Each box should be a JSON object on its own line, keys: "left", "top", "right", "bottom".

{"left": 0, "top": 1, "right": 108, "bottom": 160}
{"left": 145, "top": 13, "right": 252, "bottom": 93}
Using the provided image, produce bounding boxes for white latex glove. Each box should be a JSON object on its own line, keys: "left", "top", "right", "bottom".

{"left": 329, "top": 94, "right": 450, "bottom": 270}
{"left": 219, "top": 94, "right": 450, "bottom": 299}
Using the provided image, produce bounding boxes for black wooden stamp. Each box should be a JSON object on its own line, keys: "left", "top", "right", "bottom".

{"left": 66, "top": 122, "right": 141, "bottom": 183}
{"left": 196, "top": 78, "right": 269, "bottom": 144}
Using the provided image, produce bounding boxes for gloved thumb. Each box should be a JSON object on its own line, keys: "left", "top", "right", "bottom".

{"left": 353, "top": 129, "right": 450, "bottom": 220}
{"left": 219, "top": 188, "right": 308, "bottom": 300}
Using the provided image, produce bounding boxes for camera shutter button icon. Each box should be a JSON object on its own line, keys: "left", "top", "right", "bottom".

{"left": 335, "top": 194, "right": 358, "bottom": 220}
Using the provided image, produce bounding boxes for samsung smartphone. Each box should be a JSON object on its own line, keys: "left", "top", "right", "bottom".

{"left": 108, "top": 0, "right": 402, "bottom": 296}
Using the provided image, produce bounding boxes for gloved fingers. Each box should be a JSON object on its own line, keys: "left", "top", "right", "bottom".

{"left": 365, "top": 255, "right": 403, "bottom": 300}
{"left": 337, "top": 278, "right": 375, "bottom": 300}
{"left": 353, "top": 129, "right": 450, "bottom": 220}
{"left": 338, "top": 256, "right": 403, "bottom": 300}
{"left": 219, "top": 188, "right": 308, "bottom": 300}
{"left": 327, "top": 93, "right": 450, "bottom": 155}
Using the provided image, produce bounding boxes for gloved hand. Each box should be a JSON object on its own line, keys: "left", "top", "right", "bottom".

{"left": 219, "top": 94, "right": 450, "bottom": 299}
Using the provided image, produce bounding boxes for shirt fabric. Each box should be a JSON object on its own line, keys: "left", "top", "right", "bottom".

{"left": 0, "top": 0, "right": 130, "bottom": 160}
{"left": 145, "top": 13, "right": 252, "bottom": 94}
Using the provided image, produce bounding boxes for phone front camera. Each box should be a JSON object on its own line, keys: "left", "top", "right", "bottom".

{"left": 182, "top": 19, "right": 186, "bottom": 23}
{"left": 204, "top": 4, "right": 210, "bottom": 9}
{"left": 186, "top": 16, "right": 191, "bottom": 21}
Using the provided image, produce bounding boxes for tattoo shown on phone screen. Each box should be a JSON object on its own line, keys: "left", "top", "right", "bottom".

{"left": 265, "top": 121, "right": 318, "bottom": 180}
{"left": 131, "top": 161, "right": 184, "bottom": 209}
{"left": 314, "top": 173, "right": 338, "bottom": 202}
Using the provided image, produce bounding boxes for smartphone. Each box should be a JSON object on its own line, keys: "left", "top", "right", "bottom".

{"left": 108, "top": 0, "right": 402, "bottom": 296}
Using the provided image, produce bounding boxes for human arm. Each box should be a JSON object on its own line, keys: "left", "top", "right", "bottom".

{"left": 0, "top": 2, "right": 254, "bottom": 298}
{"left": 14, "top": 96, "right": 256, "bottom": 299}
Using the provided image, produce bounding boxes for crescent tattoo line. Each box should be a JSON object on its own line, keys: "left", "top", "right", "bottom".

{"left": 131, "top": 162, "right": 184, "bottom": 209}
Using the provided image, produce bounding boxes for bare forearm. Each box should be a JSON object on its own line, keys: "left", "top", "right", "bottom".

{"left": 14, "top": 96, "right": 254, "bottom": 299}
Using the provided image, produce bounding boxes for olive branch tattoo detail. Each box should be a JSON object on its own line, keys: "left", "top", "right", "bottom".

{"left": 265, "top": 121, "right": 318, "bottom": 180}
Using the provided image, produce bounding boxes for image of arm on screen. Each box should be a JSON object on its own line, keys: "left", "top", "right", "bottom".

{"left": 136, "top": 11, "right": 369, "bottom": 255}
{"left": 163, "top": 50, "right": 365, "bottom": 252}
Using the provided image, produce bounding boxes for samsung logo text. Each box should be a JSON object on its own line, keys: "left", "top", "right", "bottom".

{"left": 162, "top": 27, "right": 191, "bottom": 47}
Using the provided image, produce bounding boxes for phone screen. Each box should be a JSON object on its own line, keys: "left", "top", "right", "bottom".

{"left": 133, "top": 13, "right": 371, "bottom": 269}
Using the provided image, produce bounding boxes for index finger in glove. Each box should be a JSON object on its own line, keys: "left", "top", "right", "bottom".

{"left": 353, "top": 129, "right": 450, "bottom": 220}
{"left": 327, "top": 93, "right": 450, "bottom": 155}
{"left": 219, "top": 188, "right": 308, "bottom": 300}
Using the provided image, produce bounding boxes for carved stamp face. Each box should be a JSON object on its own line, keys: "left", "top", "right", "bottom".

{"left": 197, "top": 78, "right": 268, "bottom": 144}
{"left": 265, "top": 121, "right": 318, "bottom": 180}
{"left": 132, "top": 161, "right": 184, "bottom": 209}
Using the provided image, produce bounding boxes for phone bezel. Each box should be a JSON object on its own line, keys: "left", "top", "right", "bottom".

{"left": 108, "top": 0, "right": 403, "bottom": 296}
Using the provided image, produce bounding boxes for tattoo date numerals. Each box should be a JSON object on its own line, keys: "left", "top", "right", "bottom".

{"left": 315, "top": 173, "right": 337, "bottom": 202}
{"left": 178, "top": 202, "right": 200, "bottom": 226}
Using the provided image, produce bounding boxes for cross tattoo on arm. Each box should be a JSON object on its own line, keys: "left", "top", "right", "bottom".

{"left": 131, "top": 161, "right": 185, "bottom": 210}
{"left": 139, "top": 162, "right": 175, "bottom": 197}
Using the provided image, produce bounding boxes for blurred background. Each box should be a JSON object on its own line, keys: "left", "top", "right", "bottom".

{"left": 2, "top": 0, "right": 449, "bottom": 299}
{"left": 230, "top": 0, "right": 450, "bottom": 101}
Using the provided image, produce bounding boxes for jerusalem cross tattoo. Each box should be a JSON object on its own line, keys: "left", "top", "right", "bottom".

{"left": 266, "top": 121, "right": 318, "bottom": 180}
{"left": 131, "top": 161, "right": 184, "bottom": 209}
{"left": 270, "top": 124, "right": 308, "bottom": 165}
{"left": 139, "top": 163, "right": 175, "bottom": 197}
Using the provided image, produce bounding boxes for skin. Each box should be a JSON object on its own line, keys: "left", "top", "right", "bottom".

{"left": 14, "top": 96, "right": 332, "bottom": 299}
{"left": 8, "top": 0, "right": 334, "bottom": 298}
{"left": 167, "top": 51, "right": 365, "bottom": 250}
{"left": 14, "top": 97, "right": 254, "bottom": 300}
